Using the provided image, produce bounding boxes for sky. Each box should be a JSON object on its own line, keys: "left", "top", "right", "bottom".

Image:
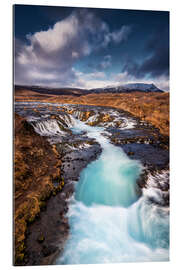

{"left": 14, "top": 5, "right": 169, "bottom": 90}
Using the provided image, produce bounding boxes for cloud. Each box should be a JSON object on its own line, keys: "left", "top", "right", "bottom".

{"left": 71, "top": 69, "right": 110, "bottom": 89}
{"left": 110, "top": 25, "right": 132, "bottom": 44}
{"left": 15, "top": 9, "right": 132, "bottom": 87}
{"left": 98, "top": 55, "right": 112, "bottom": 69}
{"left": 140, "top": 28, "right": 169, "bottom": 77}
{"left": 122, "top": 27, "right": 169, "bottom": 79}
{"left": 15, "top": 11, "right": 89, "bottom": 86}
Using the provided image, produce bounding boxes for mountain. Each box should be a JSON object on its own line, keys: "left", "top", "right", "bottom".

{"left": 15, "top": 83, "right": 164, "bottom": 98}
{"left": 90, "top": 83, "right": 163, "bottom": 93}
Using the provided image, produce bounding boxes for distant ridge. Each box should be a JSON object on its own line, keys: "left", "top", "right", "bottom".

{"left": 15, "top": 82, "right": 164, "bottom": 97}
{"left": 15, "top": 85, "right": 88, "bottom": 96}
{"left": 90, "top": 83, "right": 163, "bottom": 93}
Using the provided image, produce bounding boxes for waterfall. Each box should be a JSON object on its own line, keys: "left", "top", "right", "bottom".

{"left": 30, "top": 113, "right": 76, "bottom": 138}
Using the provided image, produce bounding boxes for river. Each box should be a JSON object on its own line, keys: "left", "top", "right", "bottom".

{"left": 56, "top": 118, "right": 169, "bottom": 264}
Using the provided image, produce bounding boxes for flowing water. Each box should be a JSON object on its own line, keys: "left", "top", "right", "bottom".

{"left": 56, "top": 118, "right": 169, "bottom": 264}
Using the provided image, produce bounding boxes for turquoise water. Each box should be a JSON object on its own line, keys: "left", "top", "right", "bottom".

{"left": 56, "top": 119, "right": 169, "bottom": 264}
{"left": 76, "top": 146, "right": 141, "bottom": 207}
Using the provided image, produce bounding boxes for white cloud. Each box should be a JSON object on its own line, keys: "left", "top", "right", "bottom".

{"left": 15, "top": 9, "right": 132, "bottom": 87}
{"left": 102, "top": 25, "right": 132, "bottom": 47}
{"left": 152, "top": 76, "right": 169, "bottom": 91}
{"left": 99, "top": 55, "right": 112, "bottom": 69}
{"left": 28, "top": 15, "right": 79, "bottom": 53}
{"left": 111, "top": 25, "right": 132, "bottom": 43}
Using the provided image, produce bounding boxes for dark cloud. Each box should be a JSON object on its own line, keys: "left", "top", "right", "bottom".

{"left": 140, "top": 27, "right": 169, "bottom": 77}
{"left": 123, "top": 27, "right": 169, "bottom": 79}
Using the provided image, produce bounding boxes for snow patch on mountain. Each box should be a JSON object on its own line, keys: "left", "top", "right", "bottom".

{"left": 91, "top": 83, "right": 163, "bottom": 93}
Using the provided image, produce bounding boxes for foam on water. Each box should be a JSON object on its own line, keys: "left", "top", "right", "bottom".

{"left": 57, "top": 201, "right": 168, "bottom": 264}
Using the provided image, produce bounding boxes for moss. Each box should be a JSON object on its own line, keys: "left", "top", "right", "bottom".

{"left": 17, "top": 242, "right": 25, "bottom": 253}
{"left": 56, "top": 185, "right": 62, "bottom": 192}
{"left": 52, "top": 191, "right": 57, "bottom": 196}
{"left": 27, "top": 216, "right": 35, "bottom": 224}
{"left": 16, "top": 253, "right": 24, "bottom": 264}
{"left": 39, "top": 201, "right": 46, "bottom": 210}
{"left": 61, "top": 180, "right": 64, "bottom": 187}
{"left": 37, "top": 234, "right": 45, "bottom": 243}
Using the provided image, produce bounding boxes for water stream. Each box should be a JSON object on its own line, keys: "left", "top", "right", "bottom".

{"left": 56, "top": 118, "right": 169, "bottom": 264}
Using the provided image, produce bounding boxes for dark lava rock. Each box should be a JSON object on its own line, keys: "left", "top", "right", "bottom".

{"left": 60, "top": 143, "right": 102, "bottom": 182}
{"left": 121, "top": 143, "right": 169, "bottom": 170}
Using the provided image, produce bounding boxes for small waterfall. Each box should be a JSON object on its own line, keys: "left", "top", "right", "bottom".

{"left": 32, "top": 119, "right": 65, "bottom": 137}
{"left": 30, "top": 112, "right": 76, "bottom": 138}
{"left": 58, "top": 114, "right": 76, "bottom": 128}
{"left": 72, "top": 110, "right": 84, "bottom": 120}
{"left": 66, "top": 107, "right": 136, "bottom": 129}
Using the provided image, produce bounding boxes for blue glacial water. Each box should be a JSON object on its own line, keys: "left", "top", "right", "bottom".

{"left": 56, "top": 119, "right": 169, "bottom": 264}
